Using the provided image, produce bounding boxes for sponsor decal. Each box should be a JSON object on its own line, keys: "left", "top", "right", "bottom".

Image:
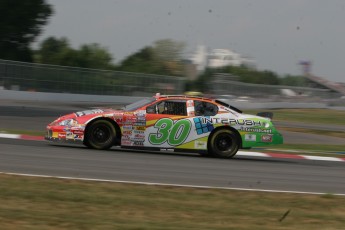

{"left": 72, "top": 130, "right": 84, "bottom": 135}
{"left": 123, "top": 130, "right": 132, "bottom": 135}
{"left": 122, "top": 121, "right": 135, "bottom": 125}
{"left": 136, "top": 116, "right": 146, "bottom": 121}
{"left": 122, "top": 136, "right": 130, "bottom": 140}
{"left": 75, "top": 109, "right": 103, "bottom": 117}
{"left": 245, "top": 134, "right": 256, "bottom": 142}
{"left": 133, "top": 122, "right": 146, "bottom": 126}
{"left": 193, "top": 117, "right": 214, "bottom": 135}
{"left": 240, "top": 127, "right": 272, "bottom": 133}
{"left": 134, "top": 110, "right": 146, "bottom": 116}
{"left": 121, "top": 140, "right": 132, "bottom": 146}
{"left": 71, "top": 126, "right": 85, "bottom": 131}
{"left": 74, "top": 134, "right": 83, "bottom": 140}
{"left": 66, "top": 132, "right": 74, "bottom": 139}
{"left": 195, "top": 141, "right": 206, "bottom": 149}
{"left": 130, "top": 138, "right": 145, "bottom": 142}
{"left": 58, "top": 133, "right": 66, "bottom": 138}
{"left": 187, "top": 100, "right": 194, "bottom": 107}
{"left": 198, "top": 117, "right": 261, "bottom": 126}
{"left": 133, "top": 130, "right": 145, "bottom": 134}
{"left": 133, "top": 141, "right": 144, "bottom": 146}
{"left": 134, "top": 134, "right": 145, "bottom": 139}
{"left": 122, "top": 125, "right": 133, "bottom": 130}
{"left": 135, "top": 126, "right": 146, "bottom": 131}
{"left": 124, "top": 117, "right": 137, "bottom": 121}
{"left": 261, "top": 135, "right": 273, "bottom": 142}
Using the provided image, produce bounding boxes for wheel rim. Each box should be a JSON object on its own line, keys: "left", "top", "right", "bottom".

{"left": 214, "top": 133, "right": 234, "bottom": 152}
{"left": 92, "top": 124, "right": 111, "bottom": 144}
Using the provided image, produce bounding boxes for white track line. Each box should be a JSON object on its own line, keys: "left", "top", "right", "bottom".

{"left": 1, "top": 172, "right": 344, "bottom": 196}
{"left": 237, "top": 151, "right": 270, "bottom": 157}
{"left": 301, "top": 155, "right": 345, "bottom": 162}
{"left": 0, "top": 133, "right": 20, "bottom": 139}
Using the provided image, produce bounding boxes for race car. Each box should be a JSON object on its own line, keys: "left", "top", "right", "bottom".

{"left": 45, "top": 94, "right": 283, "bottom": 158}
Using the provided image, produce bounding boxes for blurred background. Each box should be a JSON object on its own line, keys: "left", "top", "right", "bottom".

{"left": 1, "top": 0, "right": 345, "bottom": 108}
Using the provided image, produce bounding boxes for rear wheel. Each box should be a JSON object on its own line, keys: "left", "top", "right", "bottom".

{"left": 208, "top": 129, "right": 239, "bottom": 158}
{"left": 85, "top": 120, "right": 116, "bottom": 150}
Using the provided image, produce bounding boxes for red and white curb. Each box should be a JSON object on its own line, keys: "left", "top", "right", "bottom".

{"left": 0, "top": 133, "right": 44, "bottom": 141}
{"left": 237, "top": 151, "right": 345, "bottom": 162}
{"left": 1, "top": 133, "right": 344, "bottom": 162}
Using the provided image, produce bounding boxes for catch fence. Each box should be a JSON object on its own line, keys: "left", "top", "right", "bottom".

{"left": 0, "top": 59, "right": 185, "bottom": 96}
{"left": 0, "top": 60, "right": 341, "bottom": 101}
{"left": 211, "top": 73, "right": 340, "bottom": 100}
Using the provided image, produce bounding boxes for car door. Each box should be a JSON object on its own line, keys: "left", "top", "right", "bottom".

{"left": 144, "top": 99, "right": 190, "bottom": 148}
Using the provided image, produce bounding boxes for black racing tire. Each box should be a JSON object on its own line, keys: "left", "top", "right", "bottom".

{"left": 84, "top": 120, "right": 116, "bottom": 150}
{"left": 208, "top": 129, "right": 239, "bottom": 158}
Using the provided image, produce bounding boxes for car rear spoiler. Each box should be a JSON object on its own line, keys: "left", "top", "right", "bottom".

{"left": 257, "top": 112, "right": 273, "bottom": 119}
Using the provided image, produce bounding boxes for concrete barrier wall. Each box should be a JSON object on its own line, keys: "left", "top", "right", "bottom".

{"left": 0, "top": 89, "right": 141, "bottom": 104}
{"left": 0, "top": 89, "right": 331, "bottom": 109}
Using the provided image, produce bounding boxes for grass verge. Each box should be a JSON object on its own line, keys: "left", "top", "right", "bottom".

{"left": 244, "top": 108, "right": 345, "bottom": 125}
{"left": 278, "top": 127, "right": 345, "bottom": 139}
{"left": 0, "top": 174, "right": 344, "bottom": 230}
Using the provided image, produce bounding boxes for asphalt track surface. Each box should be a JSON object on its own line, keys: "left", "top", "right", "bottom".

{"left": 0, "top": 102, "right": 345, "bottom": 195}
{"left": 0, "top": 138, "right": 344, "bottom": 195}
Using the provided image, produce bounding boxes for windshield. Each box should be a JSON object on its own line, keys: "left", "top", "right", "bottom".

{"left": 215, "top": 99, "right": 242, "bottom": 114}
{"left": 123, "top": 97, "right": 156, "bottom": 111}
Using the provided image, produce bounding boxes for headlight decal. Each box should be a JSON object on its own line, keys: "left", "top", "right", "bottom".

{"left": 58, "top": 119, "right": 78, "bottom": 127}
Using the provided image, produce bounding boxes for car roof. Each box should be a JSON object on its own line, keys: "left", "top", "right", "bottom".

{"left": 152, "top": 94, "right": 243, "bottom": 114}
{"left": 155, "top": 94, "right": 214, "bottom": 102}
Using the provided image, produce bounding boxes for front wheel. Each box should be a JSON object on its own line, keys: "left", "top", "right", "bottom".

{"left": 84, "top": 120, "right": 116, "bottom": 150}
{"left": 208, "top": 129, "right": 239, "bottom": 158}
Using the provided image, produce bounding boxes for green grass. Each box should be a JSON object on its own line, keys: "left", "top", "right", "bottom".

{"left": 245, "top": 108, "right": 345, "bottom": 125}
{"left": 278, "top": 127, "right": 345, "bottom": 139}
{"left": 0, "top": 174, "right": 344, "bottom": 230}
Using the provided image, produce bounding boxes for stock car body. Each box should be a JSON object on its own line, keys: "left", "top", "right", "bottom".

{"left": 45, "top": 94, "right": 283, "bottom": 158}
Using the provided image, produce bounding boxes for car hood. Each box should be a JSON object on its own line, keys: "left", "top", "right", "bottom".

{"left": 241, "top": 113, "right": 271, "bottom": 122}
{"left": 50, "top": 108, "right": 124, "bottom": 125}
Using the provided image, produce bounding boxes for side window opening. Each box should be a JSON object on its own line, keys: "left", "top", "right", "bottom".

{"left": 163, "top": 101, "right": 187, "bottom": 115}
{"left": 195, "top": 101, "right": 218, "bottom": 116}
{"left": 147, "top": 100, "right": 187, "bottom": 116}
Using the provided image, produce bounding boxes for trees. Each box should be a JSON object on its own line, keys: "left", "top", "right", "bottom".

{"left": 0, "top": 0, "right": 53, "bottom": 61}
{"left": 34, "top": 37, "right": 116, "bottom": 69}
{"left": 118, "top": 39, "right": 186, "bottom": 76}
{"left": 117, "top": 46, "right": 158, "bottom": 73}
{"left": 33, "top": 37, "right": 70, "bottom": 64}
